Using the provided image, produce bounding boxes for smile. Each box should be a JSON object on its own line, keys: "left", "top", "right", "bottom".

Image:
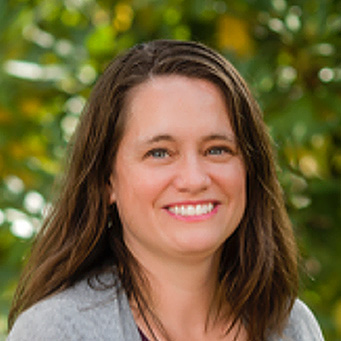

{"left": 167, "top": 203, "right": 216, "bottom": 217}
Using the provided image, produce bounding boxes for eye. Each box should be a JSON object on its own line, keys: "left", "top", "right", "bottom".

{"left": 205, "top": 146, "right": 232, "bottom": 156}
{"left": 145, "top": 148, "right": 170, "bottom": 159}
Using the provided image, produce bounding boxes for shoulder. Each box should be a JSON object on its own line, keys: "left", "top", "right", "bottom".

{"left": 7, "top": 272, "right": 140, "bottom": 341}
{"left": 275, "top": 299, "right": 325, "bottom": 341}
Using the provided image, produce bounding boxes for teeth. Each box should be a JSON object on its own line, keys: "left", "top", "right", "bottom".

{"left": 168, "top": 203, "right": 215, "bottom": 216}
{"left": 195, "top": 205, "right": 202, "bottom": 215}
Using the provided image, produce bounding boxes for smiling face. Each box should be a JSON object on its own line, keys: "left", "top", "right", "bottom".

{"left": 109, "top": 75, "right": 246, "bottom": 263}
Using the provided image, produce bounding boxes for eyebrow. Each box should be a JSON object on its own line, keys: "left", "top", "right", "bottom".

{"left": 141, "top": 133, "right": 236, "bottom": 145}
{"left": 202, "top": 134, "right": 236, "bottom": 143}
{"left": 142, "top": 135, "right": 175, "bottom": 144}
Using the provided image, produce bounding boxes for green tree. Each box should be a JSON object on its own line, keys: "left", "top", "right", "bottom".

{"left": 0, "top": 0, "right": 340, "bottom": 339}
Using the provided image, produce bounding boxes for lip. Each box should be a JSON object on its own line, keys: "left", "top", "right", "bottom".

{"left": 163, "top": 200, "right": 220, "bottom": 222}
{"left": 164, "top": 200, "right": 220, "bottom": 207}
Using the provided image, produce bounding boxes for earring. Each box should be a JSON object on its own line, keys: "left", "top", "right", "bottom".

{"left": 107, "top": 209, "right": 114, "bottom": 229}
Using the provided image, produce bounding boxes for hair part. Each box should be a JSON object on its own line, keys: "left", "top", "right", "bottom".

{"left": 9, "top": 40, "right": 298, "bottom": 340}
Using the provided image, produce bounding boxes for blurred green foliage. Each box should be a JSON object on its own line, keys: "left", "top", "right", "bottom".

{"left": 0, "top": 0, "right": 340, "bottom": 339}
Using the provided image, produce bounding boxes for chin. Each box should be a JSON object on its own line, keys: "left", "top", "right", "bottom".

{"left": 170, "top": 233, "right": 226, "bottom": 258}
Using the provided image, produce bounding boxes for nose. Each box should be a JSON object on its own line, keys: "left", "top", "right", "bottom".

{"left": 173, "top": 154, "right": 211, "bottom": 194}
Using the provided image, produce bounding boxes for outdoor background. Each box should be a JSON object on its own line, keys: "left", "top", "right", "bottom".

{"left": 0, "top": 0, "right": 340, "bottom": 339}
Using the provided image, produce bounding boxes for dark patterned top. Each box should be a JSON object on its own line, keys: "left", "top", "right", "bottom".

{"left": 138, "top": 327, "right": 150, "bottom": 341}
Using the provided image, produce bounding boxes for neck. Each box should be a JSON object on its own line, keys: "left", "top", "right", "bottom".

{"left": 130, "top": 249, "right": 228, "bottom": 340}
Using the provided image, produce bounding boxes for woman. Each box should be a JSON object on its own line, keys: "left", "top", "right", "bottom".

{"left": 7, "top": 40, "right": 324, "bottom": 340}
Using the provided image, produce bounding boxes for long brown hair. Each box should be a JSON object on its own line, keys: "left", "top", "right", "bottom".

{"left": 9, "top": 40, "right": 298, "bottom": 340}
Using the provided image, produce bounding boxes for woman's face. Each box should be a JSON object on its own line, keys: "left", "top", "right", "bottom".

{"left": 109, "top": 75, "right": 246, "bottom": 263}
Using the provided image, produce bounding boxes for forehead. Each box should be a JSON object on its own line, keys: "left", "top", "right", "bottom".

{"left": 118, "top": 75, "right": 235, "bottom": 143}
{"left": 127, "top": 74, "right": 225, "bottom": 101}
{"left": 124, "top": 75, "right": 229, "bottom": 121}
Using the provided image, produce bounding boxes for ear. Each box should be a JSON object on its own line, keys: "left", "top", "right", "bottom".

{"left": 107, "top": 174, "right": 116, "bottom": 204}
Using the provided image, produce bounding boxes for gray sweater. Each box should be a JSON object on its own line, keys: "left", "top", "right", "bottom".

{"left": 7, "top": 273, "right": 324, "bottom": 341}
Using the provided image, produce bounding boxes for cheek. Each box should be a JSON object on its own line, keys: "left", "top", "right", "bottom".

{"left": 115, "top": 165, "right": 173, "bottom": 205}
{"left": 215, "top": 160, "right": 246, "bottom": 193}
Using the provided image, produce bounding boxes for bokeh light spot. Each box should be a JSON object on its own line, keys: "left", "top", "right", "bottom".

{"left": 319, "top": 68, "right": 334, "bottom": 82}
{"left": 24, "top": 191, "right": 45, "bottom": 214}
{"left": 10, "top": 219, "right": 35, "bottom": 239}
{"left": 4, "top": 176, "right": 25, "bottom": 194}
